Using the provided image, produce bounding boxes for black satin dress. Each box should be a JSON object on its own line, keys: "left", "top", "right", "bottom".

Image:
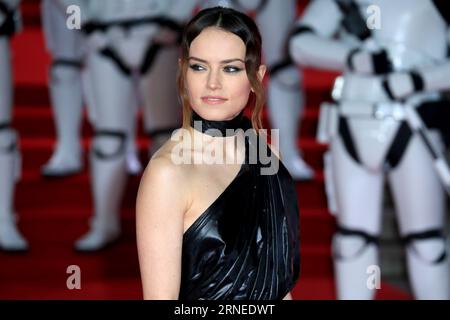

{"left": 179, "top": 111, "right": 300, "bottom": 300}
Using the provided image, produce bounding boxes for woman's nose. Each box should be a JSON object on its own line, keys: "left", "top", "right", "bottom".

{"left": 207, "top": 70, "right": 222, "bottom": 90}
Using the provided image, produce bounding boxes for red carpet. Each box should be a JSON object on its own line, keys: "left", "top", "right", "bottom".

{"left": 0, "top": 0, "right": 411, "bottom": 300}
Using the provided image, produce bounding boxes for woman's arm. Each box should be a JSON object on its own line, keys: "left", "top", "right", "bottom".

{"left": 136, "top": 156, "right": 189, "bottom": 300}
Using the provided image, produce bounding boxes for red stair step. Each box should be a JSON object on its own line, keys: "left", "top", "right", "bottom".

{"left": 16, "top": 171, "right": 328, "bottom": 210}
{"left": 21, "top": 0, "right": 42, "bottom": 28}
{"left": 15, "top": 137, "right": 327, "bottom": 171}
{"left": 11, "top": 29, "right": 337, "bottom": 107}
{"left": 15, "top": 206, "right": 336, "bottom": 247}
{"left": 292, "top": 276, "right": 412, "bottom": 300}
{"left": 11, "top": 28, "right": 50, "bottom": 86}
{"left": 13, "top": 83, "right": 333, "bottom": 109}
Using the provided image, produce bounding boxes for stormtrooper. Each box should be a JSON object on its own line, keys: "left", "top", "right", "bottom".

{"left": 201, "top": 0, "right": 314, "bottom": 180}
{"left": 290, "top": 0, "right": 450, "bottom": 299}
{"left": 40, "top": 0, "right": 142, "bottom": 177}
{"left": 58, "top": 0, "right": 199, "bottom": 251}
{"left": 0, "top": 0, "right": 28, "bottom": 251}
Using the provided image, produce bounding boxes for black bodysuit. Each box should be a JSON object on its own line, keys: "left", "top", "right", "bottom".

{"left": 179, "top": 112, "right": 300, "bottom": 300}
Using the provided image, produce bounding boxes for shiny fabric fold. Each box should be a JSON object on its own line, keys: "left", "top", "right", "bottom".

{"left": 180, "top": 120, "right": 300, "bottom": 300}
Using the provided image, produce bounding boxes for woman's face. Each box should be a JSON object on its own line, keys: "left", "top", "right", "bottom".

{"left": 186, "top": 27, "right": 256, "bottom": 121}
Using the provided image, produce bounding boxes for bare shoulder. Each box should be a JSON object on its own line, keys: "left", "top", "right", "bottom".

{"left": 138, "top": 135, "right": 194, "bottom": 208}
{"left": 141, "top": 140, "right": 190, "bottom": 191}
{"left": 136, "top": 136, "right": 190, "bottom": 299}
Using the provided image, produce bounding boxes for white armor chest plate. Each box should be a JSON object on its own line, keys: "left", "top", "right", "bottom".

{"left": 358, "top": 0, "right": 447, "bottom": 70}
{"left": 340, "top": 0, "right": 448, "bottom": 103}
{"left": 336, "top": 0, "right": 448, "bottom": 171}
{"left": 89, "top": 0, "right": 172, "bottom": 22}
{"left": 83, "top": 0, "right": 176, "bottom": 68}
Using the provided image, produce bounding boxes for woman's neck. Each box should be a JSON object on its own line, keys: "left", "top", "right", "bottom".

{"left": 187, "top": 126, "right": 245, "bottom": 165}
{"left": 185, "top": 110, "right": 248, "bottom": 165}
{"left": 190, "top": 110, "right": 245, "bottom": 136}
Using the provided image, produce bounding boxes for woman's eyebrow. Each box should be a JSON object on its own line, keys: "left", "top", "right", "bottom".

{"left": 188, "top": 57, "right": 245, "bottom": 64}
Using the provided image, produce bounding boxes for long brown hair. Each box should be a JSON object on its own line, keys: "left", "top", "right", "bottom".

{"left": 177, "top": 6, "right": 265, "bottom": 131}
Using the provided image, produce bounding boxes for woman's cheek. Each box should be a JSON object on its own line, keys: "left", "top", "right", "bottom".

{"left": 186, "top": 80, "right": 201, "bottom": 105}
{"left": 233, "top": 81, "right": 252, "bottom": 105}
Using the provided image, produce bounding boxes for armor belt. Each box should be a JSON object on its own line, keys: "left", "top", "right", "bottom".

{"left": 85, "top": 15, "right": 182, "bottom": 76}
{"left": 99, "top": 43, "right": 162, "bottom": 76}
{"left": 83, "top": 15, "right": 182, "bottom": 35}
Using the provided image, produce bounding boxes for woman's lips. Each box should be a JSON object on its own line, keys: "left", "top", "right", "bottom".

{"left": 201, "top": 96, "right": 228, "bottom": 105}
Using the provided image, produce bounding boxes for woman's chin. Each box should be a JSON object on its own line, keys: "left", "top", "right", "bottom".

{"left": 193, "top": 107, "right": 243, "bottom": 121}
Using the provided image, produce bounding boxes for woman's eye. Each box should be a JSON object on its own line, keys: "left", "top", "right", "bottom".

{"left": 224, "top": 66, "right": 243, "bottom": 73}
{"left": 189, "top": 64, "right": 206, "bottom": 71}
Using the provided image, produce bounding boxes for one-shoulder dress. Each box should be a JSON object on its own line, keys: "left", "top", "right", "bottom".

{"left": 179, "top": 120, "right": 301, "bottom": 300}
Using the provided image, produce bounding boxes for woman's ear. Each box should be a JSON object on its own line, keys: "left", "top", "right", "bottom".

{"left": 178, "top": 58, "right": 182, "bottom": 68}
{"left": 257, "top": 64, "right": 267, "bottom": 82}
{"left": 251, "top": 65, "right": 267, "bottom": 92}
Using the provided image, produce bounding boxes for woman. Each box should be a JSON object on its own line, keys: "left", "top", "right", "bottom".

{"left": 136, "top": 6, "right": 300, "bottom": 300}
